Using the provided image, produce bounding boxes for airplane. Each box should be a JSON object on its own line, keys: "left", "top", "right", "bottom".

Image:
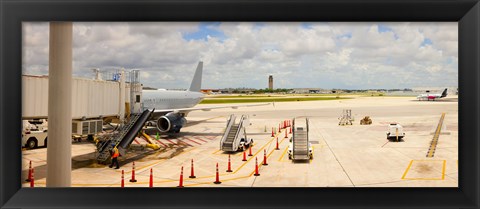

{"left": 142, "top": 61, "right": 268, "bottom": 133}
{"left": 416, "top": 88, "right": 448, "bottom": 101}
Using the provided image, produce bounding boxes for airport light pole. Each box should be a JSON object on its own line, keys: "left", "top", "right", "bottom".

{"left": 46, "top": 22, "right": 73, "bottom": 187}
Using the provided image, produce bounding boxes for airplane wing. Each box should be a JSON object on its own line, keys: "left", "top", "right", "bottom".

{"left": 150, "top": 103, "right": 271, "bottom": 119}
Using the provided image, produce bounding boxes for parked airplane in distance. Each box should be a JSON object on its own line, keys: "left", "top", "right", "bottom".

{"left": 416, "top": 88, "right": 448, "bottom": 101}
{"left": 142, "top": 61, "right": 268, "bottom": 133}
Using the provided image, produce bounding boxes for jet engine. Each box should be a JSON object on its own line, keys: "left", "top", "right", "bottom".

{"left": 156, "top": 112, "right": 187, "bottom": 133}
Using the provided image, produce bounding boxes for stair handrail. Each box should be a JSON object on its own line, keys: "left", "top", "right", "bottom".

{"left": 292, "top": 118, "right": 296, "bottom": 157}
{"left": 96, "top": 112, "right": 143, "bottom": 162}
{"left": 231, "top": 115, "right": 247, "bottom": 151}
{"left": 220, "top": 114, "right": 236, "bottom": 149}
{"left": 306, "top": 117, "right": 309, "bottom": 143}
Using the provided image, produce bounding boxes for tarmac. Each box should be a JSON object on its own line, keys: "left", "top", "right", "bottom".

{"left": 22, "top": 95, "right": 458, "bottom": 187}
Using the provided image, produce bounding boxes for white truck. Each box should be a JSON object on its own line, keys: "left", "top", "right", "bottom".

{"left": 386, "top": 123, "right": 405, "bottom": 140}
{"left": 22, "top": 120, "right": 48, "bottom": 149}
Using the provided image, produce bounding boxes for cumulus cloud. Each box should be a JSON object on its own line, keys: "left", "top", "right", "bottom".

{"left": 22, "top": 22, "right": 458, "bottom": 89}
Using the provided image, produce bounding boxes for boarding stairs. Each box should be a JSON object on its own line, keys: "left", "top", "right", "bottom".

{"left": 292, "top": 118, "right": 310, "bottom": 160}
{"left": 338, "top": 109, "right": 354, "bottom": 126}
{"left": 220, "top": 115, "right": 249, "bottom": 152}
{"left": 96, "top": 112, "right": 143, "bottom": 163}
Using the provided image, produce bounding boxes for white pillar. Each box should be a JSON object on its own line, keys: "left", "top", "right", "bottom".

{"left": 46, "top": 22, "right": 72, "bottom": 187}
{"left": 119, "top": 69, "right": 125, "bottom": 122}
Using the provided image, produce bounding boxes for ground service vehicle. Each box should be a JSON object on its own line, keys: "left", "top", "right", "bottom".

{"left": 288, "top": 118, "right": 313, "bottom": 160}
{"left": 386, "top": 123, "right": 405, "bottom": 140}
{"left": 22, "top": 130, "right": 48, "bottom": 149}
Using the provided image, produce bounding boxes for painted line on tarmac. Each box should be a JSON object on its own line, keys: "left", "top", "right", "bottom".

{"left": 184, "top": 175, "right": 251, "bottom": 187}
{"left": 278, "top": 146, "right": 289, "bottom": 162}
{"left": 401, "top": 160, "right": 446, "bottom": 180}
{"left": 232, "top": 131, "right": 283, "bottom": 174}
{"left": 192, "top": 136, "right": 208, "bottom": 143}
{"left": 179, "top": 129, "right": 288, "bottom": 186}
{"left": 249, "top": 135, "right": 288, "bottom": 176}
{"left": 165, "top": 139, "right": 178, "bottom": 145}
{"left": 426, "top": 113, "right": 446, "bottom": 158}
{"left": 401, "top": 160, "right": 414, "bottom": 179}
{"left": 177, "top": 139, "right": 193, "bottom": 147}
{"left": 108, "top": 127, "right": 287, "bottom": 187}
{"left": 182, "top": 137, "right": 202, "bottom": 145}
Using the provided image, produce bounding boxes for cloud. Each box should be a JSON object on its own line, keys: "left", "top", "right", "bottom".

{"left": 22, "top": 22, "right": 458, "bottom": 89}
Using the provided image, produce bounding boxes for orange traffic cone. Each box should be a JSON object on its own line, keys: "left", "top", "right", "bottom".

{"left": 285, "top": 129, "right": 288, "bottom": 138}
{"left": 189, "top": 159, "right": 196, "bottom": 178}
{"left": 284, "top": 120, "right": 286, "bottom": 129}
{"left": 254, "top": 157, "right": 260, "bottom": 176}
{"left": 262, "top": 149, "right": 268, "bottom": 165}
{"left": 177, "top": 166, "right": 184, "bottom": 188}
{"left": 26, "top": 161, "right": 32, "bottom": 182}
{"left": 279, "top": 123, "right": 281, "bottom": 132}
{"left": 248, "top": 146, "right": 253, "bottom": 156}
{"left": 130, "top": 162, "right": 137, "bottom": 182}
{"left": 30, "top": 168, "right": 35, "bottom": 188}
{"left": 226, "top": 154, "right": 233, "bottom": 172}
{"left": 242, "top": 151, "right": 247, "bottom": 161}
{"left": 275, "top": 137, "right": 280, "bottom": 150}
{"left": 149, "top": 168, "right": 153, "bottom": 188}
{"left": 289, "top": 126, "right": 292, "bottom": 134}
{"left": 271, "top": 127, "right": 274, "bottom": 137}
{"left": 121, "top": 170, "right": 125, "bottom": 188}
{"left": 214, "top": 163, "right": 222, "bottom": 184}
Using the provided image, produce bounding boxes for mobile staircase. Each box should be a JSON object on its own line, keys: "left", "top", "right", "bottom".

{"left": 96, "top": 109, "right": 153, "bottom": 163}
{"left": 220, "top": 115, "right": 253, "bottom": 152}
{"left": 338, "top": 109, "right": 354, "bottom": 126}
{"left": 290, "top": 118, "right": 312, "bottom": 160}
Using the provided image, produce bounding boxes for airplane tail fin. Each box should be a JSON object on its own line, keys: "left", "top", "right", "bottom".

{"left": 441, "top": 88, "right": 448, "bottom": 98}
{"left": 188, "top": 61, "right": 203, "bottom": 92}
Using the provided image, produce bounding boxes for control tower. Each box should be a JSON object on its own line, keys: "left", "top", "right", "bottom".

{"left": 268, "top": 75, "right": 273, "bottom": 90}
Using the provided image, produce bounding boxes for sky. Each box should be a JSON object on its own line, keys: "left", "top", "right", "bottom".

{"left": 22, "top": 22, "right": 458, "bottom": 89}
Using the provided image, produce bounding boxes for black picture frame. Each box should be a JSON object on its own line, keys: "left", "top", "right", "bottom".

{"left": 1, "top": 0, "right": 478, "bottom": 208}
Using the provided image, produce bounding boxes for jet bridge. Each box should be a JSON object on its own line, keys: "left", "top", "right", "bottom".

{"left": 220, "top": 115, "right": 253, "bottom": 152}
{"left": 289, "top": 118, "right": 313, "bottom": 161}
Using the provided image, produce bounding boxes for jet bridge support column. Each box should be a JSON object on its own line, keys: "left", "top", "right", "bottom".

{"left": 119, "top": 69, "right": 126, "bottom": 122}
{"left": 46, "top": 22, "right": 73, "bottom": 187}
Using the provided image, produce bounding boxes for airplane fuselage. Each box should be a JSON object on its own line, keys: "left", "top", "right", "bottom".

{"left": 142, "top": 90, "right": 205, "bottom": 110}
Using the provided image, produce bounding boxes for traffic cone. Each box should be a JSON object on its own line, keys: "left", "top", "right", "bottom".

{"left": 129, "top": 162, "right": 137, "bottom": 182}
{"left": 275, "top": 137, "right": 280, "bottom": 150}
{"left": 30, "top": 168, "right": 35, "bottom": 188}
{"left": 189, "top": 159, "right": 196, "bottom": 178}
{"left": 214, "top": 163, "right": 221, "bottom": 184}
{"left": 285, "top": 129, "right": 288, "bottom": 138}
{"left": 226, "top": 154, "right": 233, "bottom": 172}
{"left": 289, "top": 126, "right": 292, "bottom": 134}
{"left": 284, "top": 120, "right": 286, "bottom": 129}
{"left": 177, "top": 166, "right": 184, "bottom": 188}
{"left": 242, "top": 151, "right": 247, "bottom": 161}
{"left": 149, "top": 168, "right": 153, "bottom": 188}
{"left": 26, "top": 161, "right": 32, "bottom": 182}
{"left": 121, "top": 170, "right": 125, "bottom": 188}
{"left": 271, "top": 128, "right": 274, "bottom": 137}
{"left": 279, "top": 123, "right": 281, "bottom": 132}
{"left": 262, "top": 149, "right": 268, "bottom": 165}
{"left": 248, "top": 146, "right": 253, "bottom": 156}
{"left": 254, "top": 157, "right": 260, "bottom": 176}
